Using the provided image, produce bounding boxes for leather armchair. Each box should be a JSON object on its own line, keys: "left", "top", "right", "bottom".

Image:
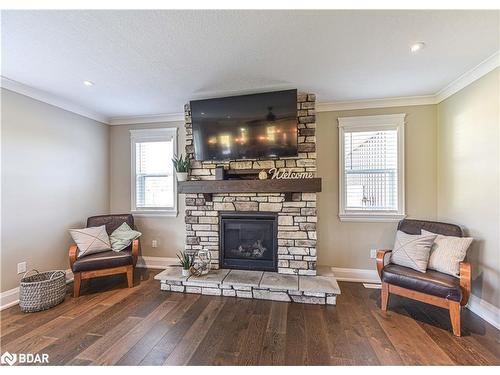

{"left": 376, "top": 219, "right": 471, "bottom": 337}
{"left": 69, "top": 214, "right": 139, "bottom": 297}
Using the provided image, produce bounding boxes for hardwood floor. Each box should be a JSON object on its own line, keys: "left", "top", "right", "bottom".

{"left": 1, "top": 269, "right": 498, "bottom": 366}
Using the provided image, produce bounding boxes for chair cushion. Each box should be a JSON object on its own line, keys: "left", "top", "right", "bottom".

{"left": 381, "top": 264, "right": 462, "bottom": 302}
{"left": 422, "top": 230, "right": 473, "bottom": 277}
{"left": 72, "top": 249, "right": 133, "bottom": 272}
{"left": 69, "top": 225, "right": 111, "bottom": 258}
{"left": 390, "top": 231, "right": 437, "bottom": 272}
{"left": 110, "top": 222, "right": 142, "bottom": 252}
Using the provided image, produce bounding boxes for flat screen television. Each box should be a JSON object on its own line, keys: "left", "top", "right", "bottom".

{"left": 191, "top": 89, "right": 297, "bottom": 160}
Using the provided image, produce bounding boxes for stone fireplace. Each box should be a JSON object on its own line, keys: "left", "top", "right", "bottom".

{"left": 156, "top": 91, "right": 340, "bottom": 305}
{"left": 183, "top": 92, "right": 318, "bottom": 276}
{"left": 220, "top": 212, "right": 278, "bottom": 272}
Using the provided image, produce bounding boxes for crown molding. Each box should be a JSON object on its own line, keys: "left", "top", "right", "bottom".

{"left": 0, "top": 76, "right": 109, "bottom": 124}
{"left": 317, "top": 50, "right": 499, "bottom": 112}
{"left": 3, "top": 50, "right": 498, "bottom": 123}
{"left": 108, "top": 113, "right": 184, "bottom": 125}
{"left": 316, "top": 95, "right": 436, "bottom": 112}
{"left": 435, "top": 51, "right": 499, "bottom": 103}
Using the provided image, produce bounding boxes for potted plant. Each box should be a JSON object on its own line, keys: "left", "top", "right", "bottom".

{"left": 176, "top": 251, "right": 193, "bottom": 276}
{"left": 172, "top": 154, "right": 190, "bottom": 181}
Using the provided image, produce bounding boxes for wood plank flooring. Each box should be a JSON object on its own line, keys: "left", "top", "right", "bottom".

{"left": 1, "top": 269, "right": 498, "bottom": 366}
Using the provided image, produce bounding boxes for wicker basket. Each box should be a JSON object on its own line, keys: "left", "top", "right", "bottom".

{"left": 19, "top": 270, "right": 66, "bottom": 313}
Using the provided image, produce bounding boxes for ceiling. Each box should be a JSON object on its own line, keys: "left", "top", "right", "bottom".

{"left": 1, "top": 10, "right": 499, "bottom": 121}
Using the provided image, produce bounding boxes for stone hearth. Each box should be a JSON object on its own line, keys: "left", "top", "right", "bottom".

{"left": 155, "top": 266, "right": 340, "bottom": 305}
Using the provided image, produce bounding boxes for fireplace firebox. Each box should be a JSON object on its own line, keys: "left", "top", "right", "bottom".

{"left": 219, "top": 212, "right": 278, "bottom": 272}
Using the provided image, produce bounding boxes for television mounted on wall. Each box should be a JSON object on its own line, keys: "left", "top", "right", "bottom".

{"left": 190, "top": 89, "right": 298, "bottom": 161}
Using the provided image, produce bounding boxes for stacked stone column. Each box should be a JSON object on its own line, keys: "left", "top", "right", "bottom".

{"left": 183, "top": 92, "right": 317, "bottom": 275}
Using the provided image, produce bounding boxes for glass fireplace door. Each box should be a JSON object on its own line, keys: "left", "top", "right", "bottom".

{"left": 220, "top": 212, "right": 278, "bottom": 271}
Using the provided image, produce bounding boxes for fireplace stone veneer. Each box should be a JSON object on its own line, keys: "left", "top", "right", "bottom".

{"left": 183, "top": 92, "right": 317, "bottom": 275}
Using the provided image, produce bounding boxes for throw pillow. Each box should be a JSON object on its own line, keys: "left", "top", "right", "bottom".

{"left": 69, "top": 225, "right": 111, "bottom": 258}
{"left": 422, "top": 230, "right": 473, "bottom": 277}
{"left": 109, "top": 222, "right": 142, "bottom": 252}
{"left": 390, "top": 230, "right": 437, "bottom": 272}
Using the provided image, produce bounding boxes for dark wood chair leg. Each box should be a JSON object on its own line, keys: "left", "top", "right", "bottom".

{"left": 73, "top": 272, "right": 81, "bottom": 298}
{"left": 126, "top": 266, "right": 133, "bottom": 288}
{"left": 381, "top": 282, "right": 389, "bottom": 311}
{"left": 449, "top": 301, "right": 461, "bottom": 336}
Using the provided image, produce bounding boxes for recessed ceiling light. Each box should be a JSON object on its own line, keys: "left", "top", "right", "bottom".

{"left": 410, "top": 42, "right": 426, "bottom": 53}
{"left": 83, "top": 80, "right": 94, "bottom": 87}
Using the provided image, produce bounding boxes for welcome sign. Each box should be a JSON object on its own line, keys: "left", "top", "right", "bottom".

{"left": 268, "top": 167, "right": 314, "bottom": 179}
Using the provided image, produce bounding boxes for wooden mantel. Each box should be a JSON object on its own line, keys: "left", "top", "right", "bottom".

{"left": 178, "top": 178, "right": 322, "bottom": 202}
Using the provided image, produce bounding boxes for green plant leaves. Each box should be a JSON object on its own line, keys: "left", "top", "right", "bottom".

{"left": 172, "top": 154, "right": 190, "bottom": 172}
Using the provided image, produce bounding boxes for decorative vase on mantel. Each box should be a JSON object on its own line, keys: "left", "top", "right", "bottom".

{"left": 181, "top": 268, "right": 190, "bottom": 277}
{"left": 172, "top": 154, "right": 190, "bottom": 182}
{"left": 176, "top": 172, "right": 188, "bottom": 182}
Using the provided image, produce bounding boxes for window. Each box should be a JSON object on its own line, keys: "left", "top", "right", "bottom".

{"left": 338, "top": 114, "right": 405, "bottom": 222}
{"left": 130, "top": 128, "right": 177, "bottom": 216}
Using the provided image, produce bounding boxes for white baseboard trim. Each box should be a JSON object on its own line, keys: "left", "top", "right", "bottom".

{"left": 467, "top": 294, "right": 500, "bottom": 330}
{"left": 0, "top": 288, "right": 21, "bottom": 311}
{"left": 363, "top": 283, "right": 382, "bottom": 289}
{"left": 331, "top": 267, "right": 381, "bottom": 283}
{"left": 136, "top": 256, "right": 177, "bottom": 269}
{"left": 0, "top": 269, "right": 74, "bottom": 311}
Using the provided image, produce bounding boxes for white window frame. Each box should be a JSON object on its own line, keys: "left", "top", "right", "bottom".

{"left": 130, "top": 128, "right": 178, "bottom": 217}
{"left": 338, "top": 114, "right": 406, "bottom": 222}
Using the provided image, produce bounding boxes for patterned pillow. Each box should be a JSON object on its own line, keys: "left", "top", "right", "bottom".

{"left": 422, "top": 230, "right": 473, "bottom": 277}
{"left": 390, "top": 230, "right": 437, "bottom": 272}
{"left": 109, "top": 222, "right": 142, "bottom": 252}
{"left": 69, "top": 225, "right": 111, "bottom": 258}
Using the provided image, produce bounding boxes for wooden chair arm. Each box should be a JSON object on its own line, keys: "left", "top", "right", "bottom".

{"left": 376, "top": 249, "right": 392, "bottom": 278}
{"left": 459, "top": 261, "right": 471, "bottom": 306}
{"left": 132, "top": 239, "right": 139, "bottom": 267}
{"left": 69, "top": 244, "right": 79, "bottom": 270}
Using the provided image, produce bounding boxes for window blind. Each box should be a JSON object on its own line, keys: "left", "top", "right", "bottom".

{"left": 344, "top": 129, "right": 398, "bottom": 211}
{"left": 135, "top": 140, "right": 174, "bottom": 208}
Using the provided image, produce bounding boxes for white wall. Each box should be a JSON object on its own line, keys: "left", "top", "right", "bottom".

{"left": 1, "top": 89, "right": 110, "bottom": 292}
{"left": 437, "top": 68, "right": 499, "bottom": 309}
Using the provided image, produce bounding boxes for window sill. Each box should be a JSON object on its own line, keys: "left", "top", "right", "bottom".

{"left": 131, "top": 210, "right": 178, "bottom": 218}
{"left": 338, "top": 213, "right": 406, "bottom": 222}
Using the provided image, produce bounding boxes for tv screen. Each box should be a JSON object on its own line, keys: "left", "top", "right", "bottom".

{"left": 191, "top": 89, "right": 297, "bottom": 160}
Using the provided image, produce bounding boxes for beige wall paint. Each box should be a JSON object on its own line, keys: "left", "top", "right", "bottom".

{"left": 109, "top": 106, "right": 439, "bottom": 269}
{"left": 316, "top": 105, "right": 438, "bottom": 269}
{"left": 109, "top": 122, "right": 186, "bottom": 259}
{"left": 1, "top": 89, "right": 110, "bottom": 292}
{"left": 437, "top": 68, "right": 499, "bottom": 308}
